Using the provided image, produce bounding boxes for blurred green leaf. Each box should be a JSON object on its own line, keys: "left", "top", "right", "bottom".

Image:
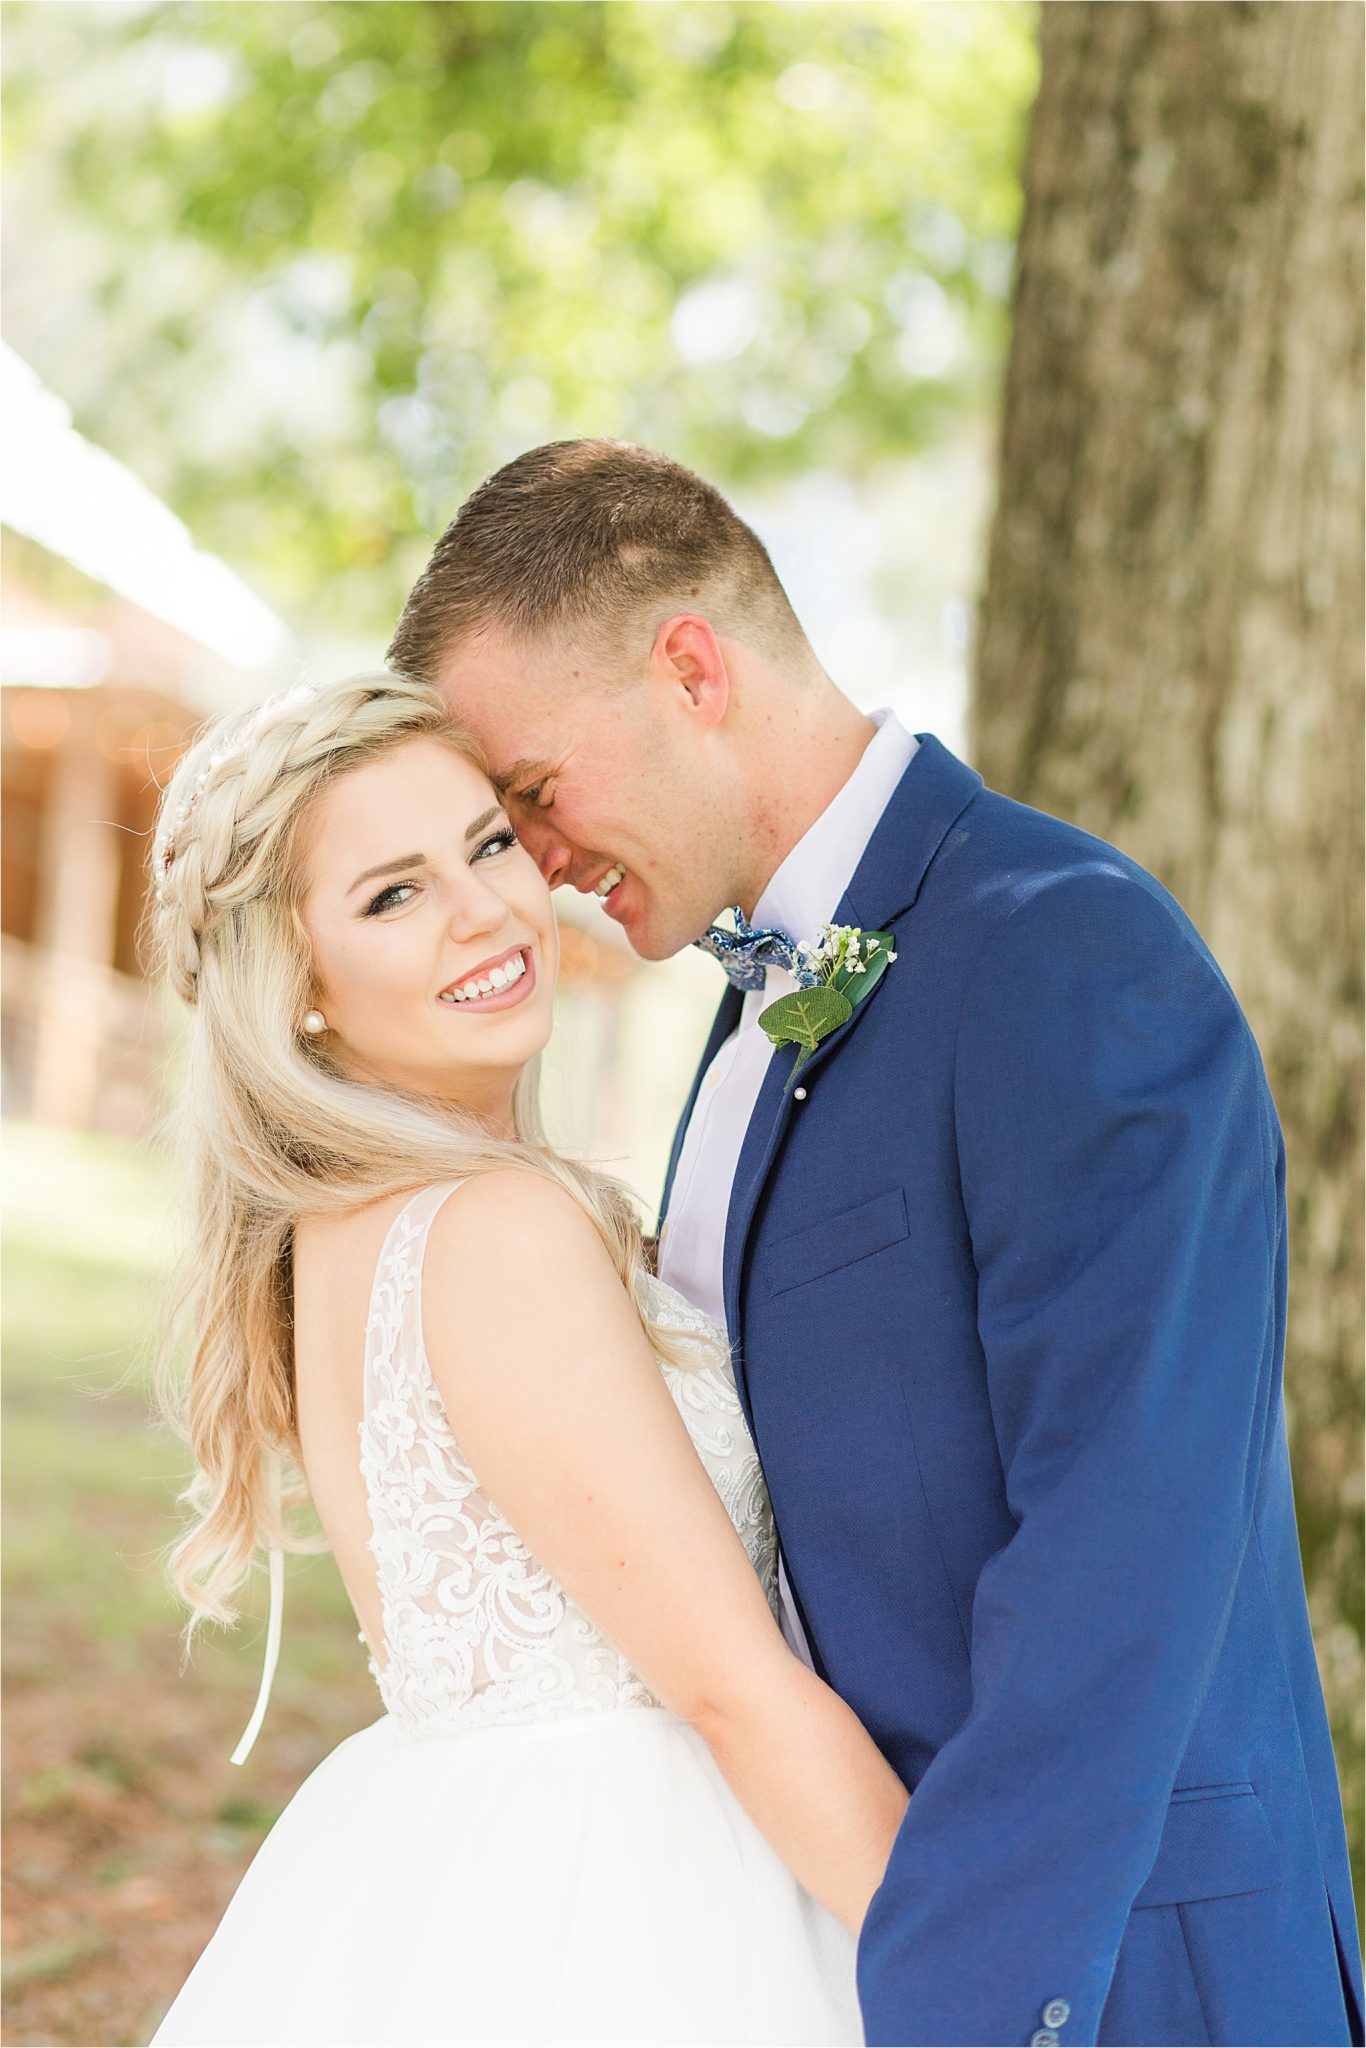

{"left": 1, "top": 0, "right": 1038, "bottom": 638}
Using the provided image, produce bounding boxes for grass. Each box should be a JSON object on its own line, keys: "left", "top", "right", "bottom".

{"left": 1, "top": 1121, "right": 377, "bottom": 2047}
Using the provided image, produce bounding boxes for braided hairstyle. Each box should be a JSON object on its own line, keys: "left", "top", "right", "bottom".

{"left": 147, "top": 671, "right": 716, "bottom": 1646}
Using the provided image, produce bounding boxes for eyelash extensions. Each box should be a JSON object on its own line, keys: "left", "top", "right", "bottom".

{"left": 362, "top": 830, "right": 519, "bottom": 916}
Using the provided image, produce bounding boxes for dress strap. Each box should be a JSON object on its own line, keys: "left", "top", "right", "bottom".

{"left": 361, "top": 1177, "right": 471, "bottom": 1415}
{"left": 231, "top": 1182, "right": 468, "bottom": 1765}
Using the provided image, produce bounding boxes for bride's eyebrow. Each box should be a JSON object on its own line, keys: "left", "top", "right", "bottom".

{"left": 346, "top": 807, "right": 509, "bottom": 894}
{"left": 464, "top": 804, "right": 506, "bottom": 840}
{"left": 348, "top": 853, "right": 427, "bottom": 895}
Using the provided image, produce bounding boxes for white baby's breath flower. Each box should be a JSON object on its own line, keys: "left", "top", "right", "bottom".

{"left": 760, "top": 916, "right": 899, "bottom": 1091}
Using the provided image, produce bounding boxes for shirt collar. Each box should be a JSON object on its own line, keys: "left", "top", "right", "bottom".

{"left": 752, "top": 707, "right": 919, "bottom": 947}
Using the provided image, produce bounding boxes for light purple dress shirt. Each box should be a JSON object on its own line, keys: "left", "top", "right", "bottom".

{"left": 658, "top": 708, "right": 919, "bottom": 1666}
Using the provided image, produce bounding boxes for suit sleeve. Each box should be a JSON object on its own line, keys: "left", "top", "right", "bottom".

{"left": 855, "top": 869, "right": 1283, "bottom": 2046}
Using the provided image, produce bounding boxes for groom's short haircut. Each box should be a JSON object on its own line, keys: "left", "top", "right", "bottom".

{"left": 387, "top": 440, "right": 807, "bottom": 682}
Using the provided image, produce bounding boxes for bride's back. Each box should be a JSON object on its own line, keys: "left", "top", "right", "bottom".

{"left": 288, "top": 1176, "right": 769, "bottom": 1738}
{"left": 292, "top": 1188, "right": 415, "bottom": 1668}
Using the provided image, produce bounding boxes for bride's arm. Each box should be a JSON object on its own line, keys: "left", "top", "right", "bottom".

{"left": 422, "top": 1169, "right": 909, "bottom": 1938}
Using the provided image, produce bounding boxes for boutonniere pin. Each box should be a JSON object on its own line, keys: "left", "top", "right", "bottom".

{"left": 759, "top": 923, "right": 897, "bottom": 1093}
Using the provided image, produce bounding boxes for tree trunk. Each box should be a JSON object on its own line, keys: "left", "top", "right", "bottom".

{"left": 973, "top": 0, "right": 1363, "bottom": 1865}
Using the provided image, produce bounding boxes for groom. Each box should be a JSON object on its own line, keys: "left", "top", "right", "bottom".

{"left": 390, "top": 440, "right": 1363, "bottom": 2047}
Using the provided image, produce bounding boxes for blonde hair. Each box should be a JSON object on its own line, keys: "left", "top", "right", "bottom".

{"left": 147, "top": 670, "right": 716, "bottom": 1646}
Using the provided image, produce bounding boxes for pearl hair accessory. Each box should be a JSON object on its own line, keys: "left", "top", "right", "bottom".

{"left": 152, "top": 741, "right": 243, "bottom": 903}
{"left": 301, "top": 1010, "right": 327, "bottom": 1035}
{"left": 152, "top": 679, "right": 329, "bottom": 905}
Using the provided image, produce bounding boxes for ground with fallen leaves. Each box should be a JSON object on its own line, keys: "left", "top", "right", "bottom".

{"left": 2, "top": 1125, "right": 377, "bottom": 2046}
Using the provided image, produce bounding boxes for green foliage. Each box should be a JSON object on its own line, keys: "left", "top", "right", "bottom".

{"left": 1, "top": 1, "right": 1038, "bottom": 636}
{"left": 759, "top": 983, "right": 852, "bottom": 1051}
{"left": 832, "top": 933, "right": 896, "bottom": 1006}
{"left": 758, "top": 985, "right": 852, "bottom": 1093}
{"left": 1, "top": 1933, "right": 111, "bottom": 1994}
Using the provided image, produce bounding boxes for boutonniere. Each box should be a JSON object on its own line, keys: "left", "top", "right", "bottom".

{"left": 759, "top": 923, "right": 897, "bottom": 1093}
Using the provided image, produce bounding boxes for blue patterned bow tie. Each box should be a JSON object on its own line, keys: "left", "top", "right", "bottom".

{"left": 692, "top": 907, "right": 820, "bottom": 992}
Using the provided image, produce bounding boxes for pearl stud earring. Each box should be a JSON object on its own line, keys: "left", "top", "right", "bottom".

{"left": 301, "top": 1010, "right": 327, "bottom": 1035}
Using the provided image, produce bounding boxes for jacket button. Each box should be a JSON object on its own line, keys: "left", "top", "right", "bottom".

{"left": 1029, "top": 2033, "right": 1059, "bottom": 2047}
{"left": 1042, "top": 2002, "right": 1071, "bottom": 2029}
{"left": 793, "top": 1086, "right": 808, "bottom": 1100}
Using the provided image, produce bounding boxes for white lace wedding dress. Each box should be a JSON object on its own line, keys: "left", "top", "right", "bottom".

{"left": 151, "top": 1180, "right": 860, "bottom": 2047}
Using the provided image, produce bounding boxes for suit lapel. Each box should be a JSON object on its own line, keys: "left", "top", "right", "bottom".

{"left": 843, "top": 733, "right": 983, "bottom": 932}
{"left": 774, "top": 735, "right": 985, "bottom": 1093}
{"left": 720, "top": 734, "right": 985, "bottom": 1402}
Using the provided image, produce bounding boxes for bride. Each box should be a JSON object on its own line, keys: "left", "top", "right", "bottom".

{"left": 145, "top": 671, "right": 906, "bottom": 2047}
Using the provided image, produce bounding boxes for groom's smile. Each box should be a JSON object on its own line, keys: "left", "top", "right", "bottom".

{"left": 392, "top": 443, "right": 883, "bottom": 966}
{"left": 432, "top": 619, "right": 746, "bottom": 963}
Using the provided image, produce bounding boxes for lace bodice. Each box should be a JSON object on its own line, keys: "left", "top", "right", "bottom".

{"left": 356, "top": 1179, "right": 778, "bottom": 1738}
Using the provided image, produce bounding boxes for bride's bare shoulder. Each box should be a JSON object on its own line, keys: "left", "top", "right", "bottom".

{"left": 424, "top": 1173, "right": 647, "bottom": 1399}
{"left": 292, "top": 1186, "right": 425, "bottom": 1287}
{"left": 294, "top": 1170, "right": 575, "bottom": 1261}
{"left": 425, "top": 1169, "right": 614, "bottom": 1296}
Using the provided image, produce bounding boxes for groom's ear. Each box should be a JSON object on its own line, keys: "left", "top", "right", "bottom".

{"left": 649, "top": 613, "right": 730, "bottom": 730}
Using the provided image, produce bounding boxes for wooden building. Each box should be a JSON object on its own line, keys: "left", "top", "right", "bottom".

{"left": 2, "top": 559, "right": 273, "bottom": 1133}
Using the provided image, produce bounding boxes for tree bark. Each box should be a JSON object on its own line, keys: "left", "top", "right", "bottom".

{"left": 973, "top": 0, "right": 1363, "bottom": 1858}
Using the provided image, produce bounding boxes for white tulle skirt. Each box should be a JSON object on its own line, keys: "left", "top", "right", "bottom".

{"left": 150, "top": 1706, "right": 862, "bottom": 2047}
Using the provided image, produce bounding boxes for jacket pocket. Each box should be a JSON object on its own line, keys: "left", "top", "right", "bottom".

{"left": 764, "top": 1187, "right": 910, "bottom": 1298}
{"left": 1132, "top": 1783, "right": 1284, "bottom": 1910}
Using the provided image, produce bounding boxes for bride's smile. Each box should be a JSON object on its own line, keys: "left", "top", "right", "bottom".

{"left": 298, "top": 734, "right": 558, "bottom": 1124}
{"left": 436, "top": 939, "right": 534, "bottom": 1008}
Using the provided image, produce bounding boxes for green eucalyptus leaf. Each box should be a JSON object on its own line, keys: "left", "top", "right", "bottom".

{"left": 759, "top": 985, "right": 852, "bottom": 1053}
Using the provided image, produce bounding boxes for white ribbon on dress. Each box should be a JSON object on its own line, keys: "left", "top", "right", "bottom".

{"left": 230, "top": 1470, "right": 285, "bottom": 1769}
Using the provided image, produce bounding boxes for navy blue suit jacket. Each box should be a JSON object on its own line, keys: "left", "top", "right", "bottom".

{"left": 660, "top": 737, "right": 1362, "bottom": 2047}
